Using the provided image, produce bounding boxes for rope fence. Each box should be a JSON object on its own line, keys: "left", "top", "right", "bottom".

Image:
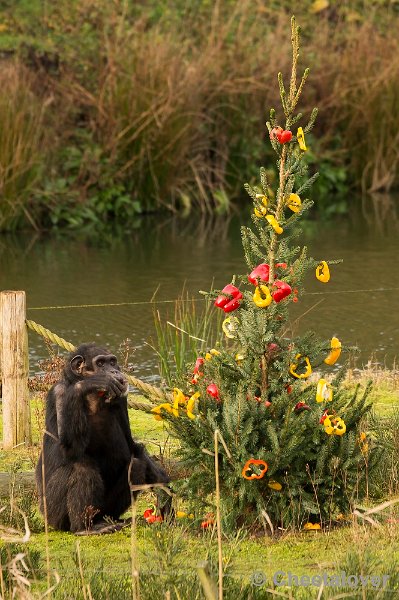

{"left": 1, "top": 288, "right": 398, "bottom": 448}
{"left": 0, "top": 288, "right": 174, "bottom": 449}
{"left": 25, "top": 286, "right": 399, "bottom": 311}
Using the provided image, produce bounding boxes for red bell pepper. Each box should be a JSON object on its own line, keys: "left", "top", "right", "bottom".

{"left": 143, "top": 508, "right": 154, "bottom": 519}
{"left": 269, "top": 126, "right": 292, "bottom": 144}
{"left": 269, "top": 126, "right": 283, "bottom": 141}
{"left": 278, "top": 130, "right": 292, "bottom": 143}
{"left": 267, "top": 343, "right": 280, "bottom": 355}
{"left": 214, "top": 284, "right": 242, "bottom": 312}
{"left": 248, "top": 263, "right": 270, "bottom": 285}
{"left": 248, "top": 263, "right": 288, "bottom": 286}
{"left": 223, "top": 297, "right": 241, "bottom": 313}
{"left": 146, "top": 514, "right": 163, "bottom": 524}
{"left": 201, "top": 518, "right": 215, "bottom": 529}
{"left": 207, "top": 384, "right": 220, "bottom": 400}
{"left": 193, "top": 357, "right": 204, "bottom": 375}
{"left": 294, "top": 401, "right": 311, "bottom": 412}
{"left": 319, "top": 409, "right": 329, "bottom": 424}
{"left": 272, "top": 280, "right": 292, "bottom": 302}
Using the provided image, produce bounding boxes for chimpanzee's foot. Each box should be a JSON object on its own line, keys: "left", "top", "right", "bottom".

{"left": 75, "top": 519, "right": 131, "bottom": 536}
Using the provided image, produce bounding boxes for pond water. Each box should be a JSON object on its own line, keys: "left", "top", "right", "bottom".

{"left": 1, "top": 194, "right": 398, "bottom": 381}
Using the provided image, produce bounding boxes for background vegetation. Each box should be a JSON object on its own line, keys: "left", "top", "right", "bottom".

{"left": 0, "top": 0, "right": 399, "bottom": 231}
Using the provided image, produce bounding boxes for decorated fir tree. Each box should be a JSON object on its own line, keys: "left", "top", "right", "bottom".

{"left": 152, "top": 17, "right": 377, "bottom": 531}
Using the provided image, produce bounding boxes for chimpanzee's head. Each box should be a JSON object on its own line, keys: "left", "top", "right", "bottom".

{"left": 65, "top": 343, "right": 128, "bottom": 391}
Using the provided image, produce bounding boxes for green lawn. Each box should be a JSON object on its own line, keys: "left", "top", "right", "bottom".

{"left": 1, "top": 379, "right": 399, "bottom": 598}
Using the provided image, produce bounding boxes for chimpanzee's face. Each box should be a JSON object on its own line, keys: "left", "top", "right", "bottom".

{"left": 69, "top": 344, "right": 127, "bottom": 388}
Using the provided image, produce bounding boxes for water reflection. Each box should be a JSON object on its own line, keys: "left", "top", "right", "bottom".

{"left": 0, "top": 197, "right": 398, "bottom": 379}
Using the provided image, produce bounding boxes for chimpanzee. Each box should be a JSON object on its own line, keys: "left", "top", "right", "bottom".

{"left": 36, "top": 343, "right": 170, "bottom": 534}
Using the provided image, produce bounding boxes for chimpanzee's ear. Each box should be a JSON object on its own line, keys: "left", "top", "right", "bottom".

{"left": 70, "top": 355, "right": 84, "bottom": 375}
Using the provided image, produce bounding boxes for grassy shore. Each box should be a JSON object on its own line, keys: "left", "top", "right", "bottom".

{"left": 1, "top": 1, "right": 399, "bottom": 231}
{"left": 0, "top": 368, "right": 398, "bottom": 597}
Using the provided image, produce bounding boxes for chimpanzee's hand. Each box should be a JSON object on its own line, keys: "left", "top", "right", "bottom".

{"left": 79, "top": 372, "right": 128, "bottom": 398}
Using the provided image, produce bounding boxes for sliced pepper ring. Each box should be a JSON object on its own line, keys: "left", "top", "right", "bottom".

{"left": 253, "top": 285, "right": 272, "bottom": 308}
{"left": 266, "top": 214, "right": 283, "bottom": 234}
{"left": 316, "top": 379, "right": 333, "bottom": 403}
{"left": 289, "top": 354, "right": 312, "bottom": 379}
{"left": 268, "top": 479, "right": 282, "bottom": 491}
{"left": 324, "top": 337, "right": 342, "bottom": 365}
{"left": 222, "top": 316, "right": 239, "bottom": 339}
{"left": 254, "top": 194, "right": 268, "bottom": 218}
{"left": 297, "top": 127, "right": 307, "bottom": 151}
{"left": 287, "top": 193, "right": 302, "bottom": 213}
{"left": 324, "top": 415, "right": 346, "bottom": 436}
{"left": 316, "top": 261, "right": 330, "bottom": 283}
{"left": 242, "top": 459, "right": 268, "bottom": 480}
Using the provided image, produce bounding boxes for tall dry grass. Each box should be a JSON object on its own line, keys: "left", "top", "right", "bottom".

{"left": 1, "top": 1, "right": 399, "bottom": 230}
{"left": 0, "top": 64, "right": 49, "bottom": 231}
{"left": 58, "top": 3, "right": 294, "bottom": 213}
{"left": 327, "top": 24, "right": 399, "bottom": 193}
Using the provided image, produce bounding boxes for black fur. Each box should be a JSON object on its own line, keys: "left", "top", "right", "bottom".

{"left": 36, "top": 343, "right": 170, "bottom": 533}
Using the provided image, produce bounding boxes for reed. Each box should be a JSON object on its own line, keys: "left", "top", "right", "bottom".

{"left": 0, "top": 64, "right": 48, "bottom": 231}
{"left": 1, "top": 1, "right": 399, "bottom": 230}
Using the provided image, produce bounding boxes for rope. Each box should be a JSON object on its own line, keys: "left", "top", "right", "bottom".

{"left": 28, "top": 300, "right": 182, "bottom": 310}
{"left": 25, "top": 319, "right": 168, "bottom": 406}
{"left": 306, "top": 287, "right": 399, "bottom": 296}
{"left": 26, "top": 287, "right": 399, "bottom": 311}
{"left": 127, "top": 398, "right": 156, "bottom": 412}
{"left": 25, "top": 320, "right": 75, "bottom": 352}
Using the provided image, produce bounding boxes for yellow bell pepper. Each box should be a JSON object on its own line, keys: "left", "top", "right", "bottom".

{"left": 297, "top": 127, "right": 307, "bottom": 151}
{"left": 316, "top": 378, "right": 333, "bottom": 403}
{"left": 173, "top": 387, "right": 187, "bottom": 413}
{"left": 205, "top": 348, "right": 221, "bottom": 360}
{"left": 287, "top": 193, "right": 302, "bottom": 213}
{"left": 254, "top": 206, "right": 267, "bottom": 218}
{"left": 222, "top": 316, "right": 239, "bottom": 339}
{"left": 316, "top": 261, "right": 330, "bottom": 283}
{"left": 289, "top": 354, "right": 312, "bottom": 379}
{"left": 253, "top": 285, "right": 272, "bottom": 308}
{"left": 323, "top": 415, "right": 346, "bottom": 436}
{"left": 235, "top": 351, "right": 246, "bottom": 363}
{"left": 324, "top": 337, "right": 342, "bottom": 365}
{"left": 186, "top": 392, "right": 200, "bottom": 420}
{"left": 254, "top": 194, "right": 268, "bottom": 218}
{"left": 266, "top": 214, "right": 283, "bottom": 234}
{"left": 151, "top": 403, "right": 176, "bottom": 421}
{"left": 359, "top": 432, "right": 369, "bottom": 455}
{"left": 268, "top": 480, "right": 282, "bottom": 491}
{"left": 303, "top": 522, "right": 321, "bottom": 530}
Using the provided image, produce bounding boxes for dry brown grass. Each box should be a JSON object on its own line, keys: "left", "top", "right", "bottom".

{"left": 0, "top": 63, "right": 49, "bottom": 230}
{"left": 1, "top": 1, "right": 399, "bottom": 229}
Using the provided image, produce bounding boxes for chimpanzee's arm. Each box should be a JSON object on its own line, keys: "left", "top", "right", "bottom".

{"left": 58, "top": 374, "right": 126, "bottom": 460}
{"left": 55, "top": 382, "right": 89, "bottom": 460}
{"left": 113, "top": 396, "right": 137, "bottom": 453}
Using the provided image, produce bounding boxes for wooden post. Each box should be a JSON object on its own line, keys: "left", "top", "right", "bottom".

{"left": 0, "top": 291, "right": 31, "bottom": 448}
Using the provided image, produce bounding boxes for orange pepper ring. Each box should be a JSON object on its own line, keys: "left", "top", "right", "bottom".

{"left": 242, "top": 459, "right": 268, "bottom": 480}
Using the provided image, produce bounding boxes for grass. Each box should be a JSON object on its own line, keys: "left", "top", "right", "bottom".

{"left": 1, "top": 369, "right": 399, "bottom": 597}
{"left": 24, "top": 522, "right": 399, "bottom": 580}
{"left": 3, "top": 514, "right": 399, "bottom": 598}
{"left": 1, "top": 1, "right": 399, "bottom": 230}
